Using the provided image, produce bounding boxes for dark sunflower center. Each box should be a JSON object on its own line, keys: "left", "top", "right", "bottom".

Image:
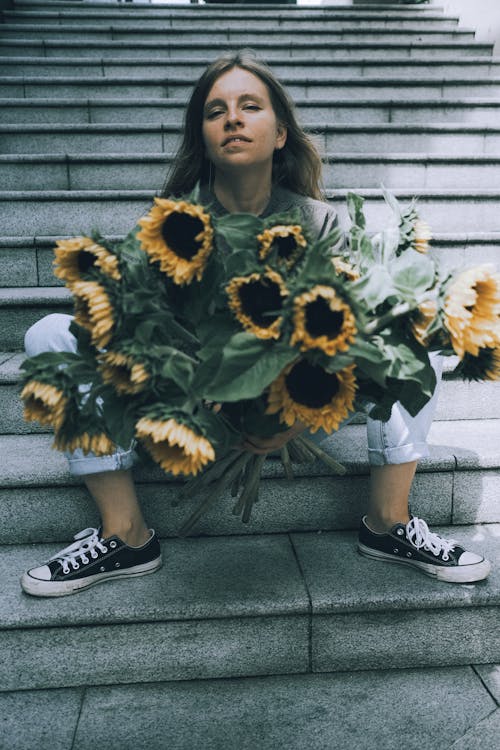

{"left": 285, "top": 360, "right": 340, "bottom": 408}
{"left": 305, "top": 297, "right": 345, "bottom": 338}
{"left": 161, "top": 212, "right": 204, "bottom": 261}
{"left": 272, "top": 235, "right": 298, "bottom": 260}
{"left": 239, "top": 278, "right": 284, "bottom": 327}
{"left": 77, "top": 250, "right": 97, "bottom": 272}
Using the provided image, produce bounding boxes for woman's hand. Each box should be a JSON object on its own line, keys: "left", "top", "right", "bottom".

{"left": 242, "top": 421, "right": 307, "bottom": 455}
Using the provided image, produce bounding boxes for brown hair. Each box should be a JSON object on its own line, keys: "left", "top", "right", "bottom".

{"left": 161, "top": 50, "right": 324, "bottom": 200}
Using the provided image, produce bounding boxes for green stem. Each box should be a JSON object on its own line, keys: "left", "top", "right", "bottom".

{"left": 296, "top": 435, "right": 346, "bottom": 475}
{"left": 241, "top": 454, "right": 266, "bottom": 524}
{"left": 176, "top": 448, "right": 240, "bottom": 502}
{"left": 280, "top": 444, "right": 294, "bottom": 480}
{"left": 363, "top": 301, "right": 411, "bottom": 335}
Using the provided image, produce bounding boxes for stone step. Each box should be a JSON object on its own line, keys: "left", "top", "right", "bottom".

{"left": 0, "top": 521, "right": 498, "bottom": 691}
{"left": 3, "top": 55, "right": 500, "bottom": 80}
{"left": 2, "top": 10, "right": 462, "bottom": 31}
{"left": 3, "top": 74, "right": 500, "bottom": 100}
{"left": 0, "top": 189, "right": 498, "bottom": 247}
{"left": 0, "top": 75, "right": 500, "bottom": 101}
{"left": 2, "top": 231, "right": 497, "bottom": 289}
{"left": 0, "top": 24, "right": 475, "bottom": 45}
{"left": 2, "top": 121, "right": 500, "bottom": 155}
{"left": 0, "top": 38, "right": 491, "bottom": 60}
{"left": 3, "top": 347, "right": 499, "bottom": 437}
{"left": 1, "top": 666, "right": 498, "bottom": 750}
{"left": 2, "top": 416, "right": 500, "bottom": 539}
{"left": 3, "top": 98, "right": 500, "bottom": 130}
{"left": 3, "top": 152, "right": 500, "bottom": 191}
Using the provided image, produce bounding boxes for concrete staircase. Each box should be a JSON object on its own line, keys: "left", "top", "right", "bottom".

{"left": 0, "top": 1, "right": 499, "bottom": 747}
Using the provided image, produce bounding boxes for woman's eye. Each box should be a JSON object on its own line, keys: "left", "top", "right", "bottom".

{"left": 206, "top": 110, "right": 223, "bottom": 120}
{"left": 244, "top": 104, "right": 260, "bottom": 111}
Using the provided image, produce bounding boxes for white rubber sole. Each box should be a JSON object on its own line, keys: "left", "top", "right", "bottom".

{"left": 358, "top": 544, "right": 491, "bottom": 584}
{"left": 20, "top": 557, "right": 163, "bottom": 597}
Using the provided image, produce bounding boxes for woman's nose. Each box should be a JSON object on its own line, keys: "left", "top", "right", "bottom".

{"left": 224, "top": 108, "right": 243, "bottom": 129}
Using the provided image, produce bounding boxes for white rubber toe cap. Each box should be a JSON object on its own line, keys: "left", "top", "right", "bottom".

{"left": 26, "top": 565, "right": 52, "bottom": 581}
{"left": 458, "top": 550, "right": 484, "bottom": 566}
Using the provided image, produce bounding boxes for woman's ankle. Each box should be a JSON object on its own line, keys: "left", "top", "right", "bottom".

{"left": 101, "top": 522, "right": 151, "bottom": 547}
{"left": 364, "top": 512, "right": 411, "bottom": 534}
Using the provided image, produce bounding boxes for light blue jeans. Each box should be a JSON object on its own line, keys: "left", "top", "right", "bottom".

{"left": 24, "top": 313, "right": 443, "bottom": 476}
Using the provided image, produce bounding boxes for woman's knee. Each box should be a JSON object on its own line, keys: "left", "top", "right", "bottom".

{"left": 24, "top": 313, "right": 76, "bottom": 357}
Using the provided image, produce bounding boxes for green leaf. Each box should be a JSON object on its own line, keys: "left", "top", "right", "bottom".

{"left": 349, "top": 265, "right": 396, "bottom": 310}
{"left": 215, "top": 214, "right": 263, "bottom": 253}
{"left": 204, "top": 334, "right": 296, "bottom": 402}
{"left": 391, "top": 252, "right": 435, "bottom": 300}
{"left": 347, "top": 192, "right": 366, "bottom": 229}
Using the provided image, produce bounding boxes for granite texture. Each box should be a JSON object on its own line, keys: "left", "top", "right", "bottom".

{"left": 72, "top": 667, "right": 495, "bottom": 750}
{"left": 474, "top": 663, "right": 500, "bottom": 704}
{"left": 0, "top": 246, "right": 38, "bottom": 287}
{"left": 453, "top": 470, "right": 500, "bottom": 524}
{"left": 0, "top": 615, "right": 309, "bottom": 691}
{"left": 0, "top": 687, "right": 83, "bottom": 750}
{"left": 450, "top": 708, "right": 500, "bottom": 750}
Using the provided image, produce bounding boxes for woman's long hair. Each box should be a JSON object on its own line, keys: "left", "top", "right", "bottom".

{"left": 161, "top": 50, "right": 324, "bottom": 200}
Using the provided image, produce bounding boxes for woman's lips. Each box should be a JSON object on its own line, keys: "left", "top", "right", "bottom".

{"left": 221, "top": 136, "right": 251, "bottom": 146}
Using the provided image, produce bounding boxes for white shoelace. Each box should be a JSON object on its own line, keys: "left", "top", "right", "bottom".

{"left": 49, "top": 527, "right": 108, "bottom": 575}
{"left": 406, "top": 517, "right": 457, "bottom": 561}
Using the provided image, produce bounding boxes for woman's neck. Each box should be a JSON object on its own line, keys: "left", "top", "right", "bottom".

{"left": 213, "top": 167, "right": 272, "bottom": 216}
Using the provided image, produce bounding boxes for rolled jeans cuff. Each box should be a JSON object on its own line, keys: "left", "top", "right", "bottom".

{"left": 66, "top": 446, "right": 138, "bottom": 476}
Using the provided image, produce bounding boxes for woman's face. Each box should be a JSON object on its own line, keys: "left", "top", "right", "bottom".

{"left": 202, "top": 67, "right": 287, "bottom": 176}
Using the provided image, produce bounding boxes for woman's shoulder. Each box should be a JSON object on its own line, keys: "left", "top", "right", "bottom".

{"left": 270, "top": 186, "right": 338, "bottom": 241}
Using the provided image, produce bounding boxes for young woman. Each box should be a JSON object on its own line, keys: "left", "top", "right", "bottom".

{"left": 21, "top": 51, "right": 490, "bottom": 597}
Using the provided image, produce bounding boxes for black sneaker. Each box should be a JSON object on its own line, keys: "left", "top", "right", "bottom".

{"left": 358, "top": 515, "right": 491, "bottom": 583}
{"left": 21, "top": 527, "right": 162, "bottom": 597}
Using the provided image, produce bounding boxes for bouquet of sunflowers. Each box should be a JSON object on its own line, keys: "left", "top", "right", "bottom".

{"left": 20, "top": 188, "right": 500, "bottom": 535}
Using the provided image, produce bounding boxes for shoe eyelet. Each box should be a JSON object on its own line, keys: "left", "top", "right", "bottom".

{"left": 101, "top": 546, "right": 108, "bottom": 553}
{"left": 72, "top": 562, "right": 80, "bottom": 570}
{"left": 91, "top": 551, "right": 98, "bottom": 559}
{"left": 442, "top": 554, "right": 449, "bottom": 562}
{"left": 397, "top": 529, "right": 404, "bottom": 536}
{"left": 393, "top": 548, "right": 399, "bottom": 554}
{"left": 99, "top": 566, "right": 105, "bottom": 572}
{"left": 115, "top": 562, "right": 120, "bottom": 568}
{"left": 110, "top": 541, "right": 117, "bottom": 549}
{"left": 406, "top": 552, "right": 412, "bottom": 558}
{"left": 63, "top": 566, "right": 70, "bottom": 575}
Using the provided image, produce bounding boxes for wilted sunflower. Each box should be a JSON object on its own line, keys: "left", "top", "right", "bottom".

{"left": 444, "top": 264, "right": 500, "bottom": 358}
{"left": 411, "top": 297, "right": 438, "bottom": 346}
{"left": 257, "top": 224, "right": 307, "bottom": 268}
{"left": 455, "top": 346, "right": 500, "bottom": 382}
{"left": 137, "top": 198, "right": 214, "bottom": 285}
{"left": 98, "top": 350, "right": 150, "bottom": 395}
{"left": 136, "top": 416, "right": 215, "bottom": 476}
{"left": 226, "top": 268, "right": 288, "bottom": 340}
{"left": 53, "top": 430, "right": 116, "bottom": 456}
{"left": 266, "top": 359, "right": 357, "bottom": 433}
{"left": 290, "top": 285, "right": 357, "bottom": 356}
{"left": 54, "top": 237, "right": 121, "bottom": 285}
{"left": 332, "top": 256, "right": 360, "bottom": 281}
{"left": 412, "top": 219, "right": 432, "bottom": 254}
{"left": 72, "top": 280, "right": 115, "bottom": 349}
{"left": 21, "top": 380, "right": 68, "bottom": 430}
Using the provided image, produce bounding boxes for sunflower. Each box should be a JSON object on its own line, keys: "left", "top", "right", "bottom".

{"left": 290, "top": 285, "right": 357, "bottom": 356}
{"left": 72, "top": 280, "right": 115, "bottom": 349}
{"left": 332, "top": 256, "right": 360, "bottom": 281}
{"left": 54, "top": 237, "right": 121, "bottom": 285}
{"left": 412, "top": 219, "right": 432, "bottom": 254}
{"left": 137, "top": 198, "right": 214, "bottom": 285}
{"left": 455, "top": 346, "right": 500, "bottom": 382}
{"left": 52, "top": 431, "right": 116, "bottom": 456}
{"left": 226, "top": 268, "right": 288, "bottom": 340}
{"left": 411, "top": 297, "right": 438, "bottom": 346}
{"left": 136, "top": 416, "right": 215, "bottom": 476}
{"left": 444, "top": 264, "right": 500, "bottom": 358}
{"left": 266, "top": 359, "right": 357, "bottom": 433}
{"left": 21, "top": 380, "right": 68, "bottom": 430}
{"left": 98, "top": 350, "right": 150, "bottom": 395}
{"left": 257, "top": 224, "right": 307, "bottom": 268}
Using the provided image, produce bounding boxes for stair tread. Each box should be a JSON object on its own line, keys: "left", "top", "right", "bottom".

{"left": 1, "top": 419, "right": 500, "bottom": 490}
{"left": 2, "top": 523, "right": 499, "bottom": 632}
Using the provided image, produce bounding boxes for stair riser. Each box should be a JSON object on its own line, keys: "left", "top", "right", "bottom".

{"left": 1, "top": 195, "right": 498, "bottom": 238}
{"left": 2, "top": 240, "right": 498, "bottom": 289}
{"left": 3, "top": 378, "right": 500, "bottom": 437}
{"left": 0, "top": 27, "right": 475, "bottom": 44}
{"left": 2, "top": 15, "right": 463, "bottom": 31}
{"left": 3, "top": 159, "right": 500, "bottom": 191}
{"left": 0, "top": 605, "right": 498, "bottom": 692}
{"left": 4, "top": 60, "right": 500, "bottom": 80}
{"left": 0, "top": 41, "right": 491, "bottom": 59}
{"left": 3, "top": 102, "right": 500, "bottom": 129}
{"left": 3, "top": 79, "right": 500, "bottom": 100}
{"left": 2, "top": 125, "right": 500, "bottom": 156}
{"left": 2, "top": 462, "right": 500, "bottom": 545}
